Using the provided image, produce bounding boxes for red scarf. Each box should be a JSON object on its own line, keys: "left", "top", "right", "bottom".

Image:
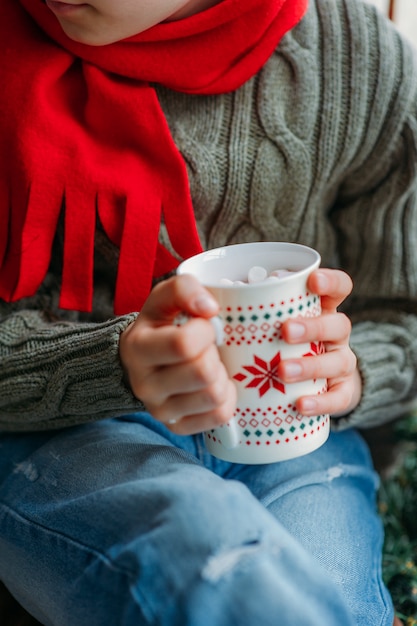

{"left": 0, "top": 0, "right": 308, "bottom": 314}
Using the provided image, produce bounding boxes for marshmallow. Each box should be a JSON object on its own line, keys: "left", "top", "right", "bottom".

{"left": 220, "top": 266, "right": 296, "bottom": 286}
{"left": 247, "top": 265, "right": 268, "bottom": 283}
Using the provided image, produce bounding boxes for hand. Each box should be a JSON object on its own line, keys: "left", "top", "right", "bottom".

{"left": 277, "top": 269, "right": 361, "bottom": 417}
{"left": 119, "top": 275, "right": 237, "bottom": 435}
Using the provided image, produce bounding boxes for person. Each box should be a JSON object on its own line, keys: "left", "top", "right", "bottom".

{"left": 0, "top": 0, "right": 415, "bottom": 623}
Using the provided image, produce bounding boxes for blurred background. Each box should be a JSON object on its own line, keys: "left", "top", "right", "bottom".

{"left": 367, "top": 0, "right": 417, "bottom": 46}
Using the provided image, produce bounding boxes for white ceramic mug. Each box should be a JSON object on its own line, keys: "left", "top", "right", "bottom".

{"left": 177, "top": 242, "right": 329, "bottom": 464}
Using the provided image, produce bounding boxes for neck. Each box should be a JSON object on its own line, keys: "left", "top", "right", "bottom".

{"left": 168, "top": 0, "right": 223, "bottom": 21}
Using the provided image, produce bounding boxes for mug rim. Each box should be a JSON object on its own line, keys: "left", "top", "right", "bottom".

{"left": 177, "top": 242, "right": 321, "bottom": 289}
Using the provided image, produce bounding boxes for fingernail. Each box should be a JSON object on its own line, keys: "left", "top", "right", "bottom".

{"left": 301, "top": 398, "right": 318, "bottom": 413}
{"left": 193, "top": 294, "right": 218, "bottom": 315}
{"left": 283, "top": 362, "right": 303, "bottom": 379}
{"left": 287, "top": 322, "right": 305, "bottom": 339}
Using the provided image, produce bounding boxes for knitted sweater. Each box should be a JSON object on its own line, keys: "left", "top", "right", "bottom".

{"left": 1, "top": 0, "right": 417, "bottom": 432}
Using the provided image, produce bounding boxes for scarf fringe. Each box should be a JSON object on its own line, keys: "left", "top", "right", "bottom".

{"left": 0, "top": 0, "right": 308, "bottom": 314}
{"left": 0, "top": 179, "right": 10, "bottom": 271}
{"left": 0, "top": 180, "right": 189, "bottom": 314}
{"left": 0, "top": 178, "right": 63, "bottom": 303}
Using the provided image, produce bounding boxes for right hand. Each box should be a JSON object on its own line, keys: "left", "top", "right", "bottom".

{"left": 119, "top": 274, "right": 237, "bottom": 435}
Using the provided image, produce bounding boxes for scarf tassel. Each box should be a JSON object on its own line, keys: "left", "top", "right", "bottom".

{"left": 59, "top": 184, "right": 96, "bottom": 312}
{"left": 0, "top": 178, "right": 63, "bottom": 303}
{"left": 98, "top": 186, "right": 162, "bottom": 315}
{"left": 0, "top": 179, "right": 10, "bottom": 272}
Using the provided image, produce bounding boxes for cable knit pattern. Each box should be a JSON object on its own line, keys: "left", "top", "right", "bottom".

{"left": 1, "top": 0, "right": 417, "bottom": 431}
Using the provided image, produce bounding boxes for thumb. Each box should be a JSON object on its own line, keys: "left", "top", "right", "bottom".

{"left": 141, "top": 274, "right": 219, "bottom": 322}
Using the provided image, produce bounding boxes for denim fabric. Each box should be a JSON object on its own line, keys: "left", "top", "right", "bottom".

{"left": 0, "top": 414, "right": 393, "bottom": 626}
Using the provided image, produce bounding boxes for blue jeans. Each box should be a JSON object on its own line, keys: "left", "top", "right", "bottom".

{"left": 0, "top": 413, "right": 393, "bottom": 626}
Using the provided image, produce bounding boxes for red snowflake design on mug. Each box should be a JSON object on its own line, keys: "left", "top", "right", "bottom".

{"left": 233, "top": 351, "right": 285, "bottom": 398}
{"left": 303, "top": 341, "right": 326, "bottom": 358}
{"left": 233, "top": 342, "right": 325, "bottom": 398}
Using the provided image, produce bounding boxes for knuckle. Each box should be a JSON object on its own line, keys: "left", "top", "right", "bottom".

{"left": 171, "top": 273, "right": 200, "bottom": 306}
{"left": 192, "top": 354, "right": 219, "bottom": 386}
{"left": 150, "top": 278, "right": 167, "bottom": 299}
{"left": 169, "top": 420, "right": 187, "bottom": 435}
{"left": 131, "top": 374, "right": 155, "bottom": 401}
{"left": 340, "top": 348, "right": 355, "bottom": 378}
{"left": 209, "top": 383, "right": 237, "bottom": 426}
{"left": 341, "top": 271, "right": 353, "bottom": 295}
{"left": 313, "top": 315, "right": 330, "bottom": 339}
{"left": 129, "top": 379, "right": 148, "bottom": 402}
{"left": 151, "top": 401, "right": 177, "bottom": 424}
{"left": 338, "top": 383, "right": 355, "bottom": 409}
{"left": 210, "top": 404, "right": 233, "bottom": 427}
{"left": 170, "top": 326, "right": 196, "bottom": 359}
{"left": 339, "top": 312, "right": 352, "bottom": 337}
{"left": 120, "top": 324, "right": 145, "bottom": 364}
{"left": 169, "top": 275, "right": 185, "bottom": 303}
{"left": 342, "top": 348, "right": 357, "bottom": 376}
{"left": 331, "top": 347, "right": 356, "bottom": 378}
{"left": 201, "top": 375, "right": 229, "bottom": 409}
{"left": 348, "top": 348, "right": 357, "bottom": 371}
{"left": 317, "top": 318, "right": 328, "bottom": 339}
{"left": 327, "top": 378, "right": 356, "bottom": 414}
{"left": 171, "top": 320, "right": 213, "bottom": 360}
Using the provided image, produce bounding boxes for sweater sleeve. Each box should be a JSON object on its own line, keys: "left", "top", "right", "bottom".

{"left": 328, "top": 0, "right": 417, "bottom": 429}
{"left": 0, "top": 304, "right": 145, "bottom": 431}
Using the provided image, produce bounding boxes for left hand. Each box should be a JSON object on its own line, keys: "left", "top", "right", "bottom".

{"left": 278, "top": 268, "right": 361, "bottom": 417}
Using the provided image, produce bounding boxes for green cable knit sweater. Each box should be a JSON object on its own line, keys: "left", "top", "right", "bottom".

{"left": 1, "top": 0, "right": 417, "bottom": 432}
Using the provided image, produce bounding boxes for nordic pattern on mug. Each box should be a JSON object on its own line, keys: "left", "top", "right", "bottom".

{"left": 221, "top": 292, "right": 321, "bottom": 347}
{"left": 233, "top": 342, "right": 325, "bottom": 398}
{"left": 206, "top": 412, "right": 329, "bottom": 447}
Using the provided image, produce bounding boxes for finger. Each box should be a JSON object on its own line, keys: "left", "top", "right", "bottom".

{"left": 149, "top": 374, "right": 235, "bottom": 428}
{"left": 307, "top": 269, "right": 353, "bottom": 311}
{"left": 163, "top": 382, "right": 237, "bottom": 436}
{"left": 296, "top": 379, "right": 357, "bottom": 418}
{"left": 278, "top": 346, "right": 357, "bottom": 383}
{"left": 131, "top": 344, "right": 227, "bottom": 401}
{"left": 124, "top": 316, "right": 218, "bottom": 368}
{"left": 141, "top": 274, "right": 219, "bottom": 322}
{"left": 281, "top": 312, "right": 352, "bottom": 345}
{"left": 171, "top": 409, "right": 234, "bottom": 436}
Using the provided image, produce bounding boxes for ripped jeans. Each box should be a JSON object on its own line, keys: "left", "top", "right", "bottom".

{"left": 0, "top": 413, "right": 393, "bottom": 626}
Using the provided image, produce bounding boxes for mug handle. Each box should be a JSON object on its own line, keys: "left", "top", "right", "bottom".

{"left": 173, "top": 313, "right": 240, "bottom": 449}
